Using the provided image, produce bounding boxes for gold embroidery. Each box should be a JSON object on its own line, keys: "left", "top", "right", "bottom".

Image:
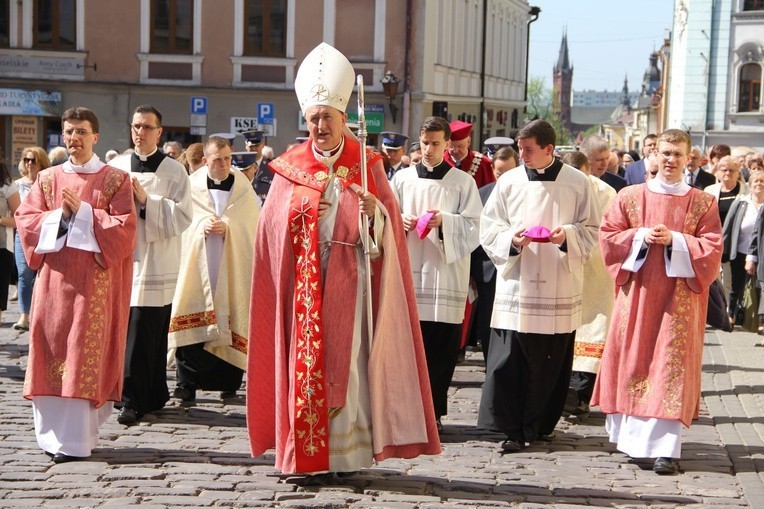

{"left": 39, "top": 172, "right": 55, "bottom": 210}
{"left": 78, "top": 265, "right": 108, "bottom": 400}
{"left": 315, "top": 171, "right": 328, "bottom": 182}
{"left": 169, "top": 310, "right": 217, "bottom": 332}
{"left": 336, "top": 166, "right": 349, "bottom": 178}
{"left": 620, "top": 186, "right": 643, "bottom": 228}
{"left": 573, "top": 341, "right": 605, "bottom": 358}
{"left": 47, "top": 359, "right": 66, "bottom": 388}
{"left": 628, "top": 375, "right": 652, "bottom": 404}
{"left": 291, "top": 197, "right": 327, "bottom": 458}
{"left": 97, "top": 168, "right": 127, "bottom": 208}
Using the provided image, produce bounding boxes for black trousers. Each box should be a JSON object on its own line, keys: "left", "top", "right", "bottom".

{"left": 176, "top": 343, "right": 244, "bottom": 392}
{"left": 569, "top": 370, "right": 596, "bottom": 404}
{"left": 121, "top": 305, "right": 172, "bottom": 415}
{"left": 728, "top": 253, "right": 747, "bottom": 321}
{"left": 478, "top": 328, "right": 575, "bottom": 443}
{"left": 420, "top": 320, "right": 462, "bottom": 418}
{"left": 469, "top": 277, "right": 497, "bottom": 361}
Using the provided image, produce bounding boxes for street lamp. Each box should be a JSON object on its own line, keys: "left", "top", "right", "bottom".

{"left": 380, "top": 70, "right": 400, "bottom": 124}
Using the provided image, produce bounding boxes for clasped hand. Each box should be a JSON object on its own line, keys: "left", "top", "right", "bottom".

{"left": 61, "top": 188, "right": 82, "bottom": 220}
{"left": 645, "top": 224, "right": 672, "bottom": 245}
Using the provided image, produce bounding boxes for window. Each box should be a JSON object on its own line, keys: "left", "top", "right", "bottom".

{"left": 244, "top": 0, "right": 286, "bottom": 57}
{"left": 0, "top": 0, "right": 9, "bottom": 47}
{"left": 151, "top": 0, "right": 193, "bottom": 54}
{"left": 743, "top": 0, "right": 764, "bottom": 10}
{"left": 34, "top": 0, "right": 76, "bottom": 50}
{"left": 738, "top": 63, "right": 762, "bottom": 112}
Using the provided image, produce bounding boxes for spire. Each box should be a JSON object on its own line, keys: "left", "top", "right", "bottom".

{"left": 554, "top": 28, "right": 571, "bottom": 73}
{"left": 621, "top": 74, "right": 631, "bottom": 109}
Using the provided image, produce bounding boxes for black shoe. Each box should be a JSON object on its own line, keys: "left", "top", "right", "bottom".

{"left": 220, "top": 390, "right": 237, "bottom": 400}
{"left": 173, "top": 386, "right": 196, "bottom": 405}
{"left": 570, "top": 401, "right": 590, "bottom": 416}
{"left": 538, "top": 432, "right": 556, "bottom": 442}
{"left": 653, "top": 457, "right": 679, "bottom": 475}
{"left": 52, "top": 453, "right": 83, "bottom": 464}
{"left": 117, "top": 407, "right": 139, "bottom": 425}
{"left": 500, "top": 438, "right": 524, "bottom": 452}
{"left": 436, "top": 418, "right": 444, "bottom": 434}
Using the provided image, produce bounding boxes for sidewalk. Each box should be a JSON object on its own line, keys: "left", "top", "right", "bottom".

{"left": 0, "top": 303, "right": 762, "bottom": 507}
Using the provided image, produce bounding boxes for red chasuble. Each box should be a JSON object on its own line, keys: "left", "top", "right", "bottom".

{"left": 591, "top": 185, "right": 722, "bottom": 427}
{"left": 444, "top": 150, "right": 495, "bottom": 189}
{"left": 16, "top": 165, "right": 137, "bottom": 407}
{"left": 246, "top": 134, "right": 441, "bottom": 474}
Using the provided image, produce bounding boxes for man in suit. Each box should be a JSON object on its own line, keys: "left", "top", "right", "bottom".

{"left": 624, "top": 134, "right": 658, "bottom": 185}
{"left": 684, "top": 146, "right": 717, "bottom": 189}
{"left": 581, "top": 135, "right": 626, "bottom": 192}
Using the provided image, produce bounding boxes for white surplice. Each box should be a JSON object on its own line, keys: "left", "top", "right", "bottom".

{"left": 573, "top": 175, "right": 616, "bottom": 373}
{"left": 481, "top": 164, "right": 599, "bottom": 334}
{"left": 109, "top": 152, "right": 193, "bottom": 307}
{"left": 390, "top": 166, "right": 482, "bottom": 323}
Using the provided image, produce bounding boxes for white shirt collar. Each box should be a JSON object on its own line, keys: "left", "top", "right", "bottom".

{"left": 62, "top": 154, "right": 106, "bottom": 174}
{"left": 312, "top": 138, "right": 345, "bottom": 169}
{"left": 648, "top": 176, "right": 691, "bottom": 196}
{"left": 134, "top": 147, "right": 158, "bottom": 161}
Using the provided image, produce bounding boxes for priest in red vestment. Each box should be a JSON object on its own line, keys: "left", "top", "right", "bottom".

{"left": 246, "top": 43, "right": 441, "bottom": 477}
{"left": 444, "top": 120, "right": 495, "bottom": 189}
{"left": 592, "top": 129, "right": 723, "bottom": 475}
{"left": 15, "top": 107, "right": 137, "bottom": 463}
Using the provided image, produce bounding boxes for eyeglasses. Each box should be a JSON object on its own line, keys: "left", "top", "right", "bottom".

{"left": 23, "top": 158, "right": 37, "bottom": 164}
{"left": 131, "top": 124, "right": 160, "bottom": 133}
{"left": 719, "top": 168, "right": 738, "bottom": 173}
{"left": 63, "top": 128, "right": 93, "bottom": 138}
{"left": 658, "top": 150, "right": 687, "bottom": 160}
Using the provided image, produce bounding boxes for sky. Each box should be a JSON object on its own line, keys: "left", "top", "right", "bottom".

{"left": 528, "top": 0, "right": 676, "bottom": 93}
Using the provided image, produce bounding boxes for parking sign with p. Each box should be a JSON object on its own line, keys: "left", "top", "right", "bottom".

{"left": 191, "top": 96, "right": 207, "bottom": 114}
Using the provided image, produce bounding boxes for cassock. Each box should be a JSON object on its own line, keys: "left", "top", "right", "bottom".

{"left": 477, "top": 159, "right": 598, "bottom": 444}
{"left": 444, "top": 150, "right": 495, "bottom": 189}
{"left": 109, "top": 150, "right": 193, "bottom": 417}
{"left": 246, "top": 134, "right": 441, "bottom": 474}
{"left": 169, "top": 169, "right": 259, "bottom": 391}
{"left": 592, "top": 178, "right": 722, "bottom": 459}
{"left": 569, "top": 175, "right": 617, "bottom": 402}
{"left": 390, "top": 161, "right": 482, "bottom": 418}
{"left": 16, "top": 156, "right": 136, "bottom": 457}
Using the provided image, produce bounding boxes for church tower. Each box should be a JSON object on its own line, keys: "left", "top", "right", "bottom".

{"left": 621, "top": 74, "right": 632, "bottom": 111}
{"left": 552, "top": 29, "right": 573, "bottom": 131}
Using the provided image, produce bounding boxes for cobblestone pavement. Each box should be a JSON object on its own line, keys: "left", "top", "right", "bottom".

{"left": 1, "top": 303, "right": 762, "bottom": 507}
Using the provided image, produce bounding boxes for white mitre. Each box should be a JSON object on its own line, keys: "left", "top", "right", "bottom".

{"left": 295, "top": 42, "right": 355, "bottom": 114}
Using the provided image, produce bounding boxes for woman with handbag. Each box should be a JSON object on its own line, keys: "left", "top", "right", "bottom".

{"left": 741, "top": 171, "right": 764, "bottom": 339}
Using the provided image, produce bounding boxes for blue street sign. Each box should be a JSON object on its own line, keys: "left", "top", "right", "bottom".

{"left": 257, "top": 102, "right": 274, "bottom": 124}
{"left": 191, "top": 96, "right": 207, "bottom": 114}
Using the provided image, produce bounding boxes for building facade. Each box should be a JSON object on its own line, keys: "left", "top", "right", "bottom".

{"left": 0, "top": 0, "right": 532, "bottom": 169}
{"left": 667, "top": 0, "right": 764, "bottom": 150}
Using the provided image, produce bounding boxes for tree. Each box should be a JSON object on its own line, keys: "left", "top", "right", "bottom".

{"left": 525, "top": 77, "right": 552, "bottom": 121}
{"left": 525, "top": 76, "right": 573, "bottom": 145}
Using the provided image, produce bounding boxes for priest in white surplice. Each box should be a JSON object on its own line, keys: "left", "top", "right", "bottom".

{"left": 108, "top": 105, "right": 193, "bottom": 426}
{"left": 561, "top": 145, "right": 616, "bottom": 418}
{"left": 391, "top": 116, "right": 482, "bottom": 433}
{"left": 169, "top": 136, "right": 259, "bottom": 404}
{"left": 478, "top": 119, "right": 599, "bottom": 452}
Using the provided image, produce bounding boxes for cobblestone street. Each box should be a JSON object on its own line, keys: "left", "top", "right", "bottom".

{"left": 1, "top": 305, "right": 763, "bottom": 507}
